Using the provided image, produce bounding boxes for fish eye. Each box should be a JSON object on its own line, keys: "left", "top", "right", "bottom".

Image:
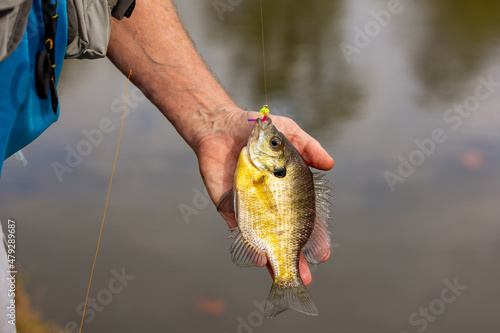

{"left": 269, "top": 136, "right": 282, "bottom": 150}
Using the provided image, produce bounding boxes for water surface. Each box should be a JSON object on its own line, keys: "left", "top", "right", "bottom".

{"left": 1, "top": 0, "right": 500, "bottom": 332}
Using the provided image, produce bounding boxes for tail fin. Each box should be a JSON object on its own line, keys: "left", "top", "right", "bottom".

{"left": 264, "top": 280, "right": 318, "bottom": 318}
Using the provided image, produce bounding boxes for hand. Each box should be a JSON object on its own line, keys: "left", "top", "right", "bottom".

{"left": 193, "top": 108, "right": 334, "bottom": 286}
{"left": 108, "top": 0, "right": 333, "bottom": 285}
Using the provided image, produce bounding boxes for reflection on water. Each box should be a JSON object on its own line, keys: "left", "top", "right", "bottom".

{"left": 1, "top": 0, "right": 500, "bottom": 332}
{"left": 414, "top": 0, "right": 500, "bottom": 102}
{"left": 206, "top": 0, "right": 361, "bottom": 135}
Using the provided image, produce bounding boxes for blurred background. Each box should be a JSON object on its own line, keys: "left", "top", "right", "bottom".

{"left": 1, "top": 0, "right": 500, "bottom": 332}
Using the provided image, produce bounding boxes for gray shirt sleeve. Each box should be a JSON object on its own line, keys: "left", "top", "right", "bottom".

{"left": 0, "top": 0, "right": 135, "bottom": 61}
{"left": 0, "top": 0, "right": 32, "bottom": 62}
{"left": 65, "top": 0, "right": 135, "bottom": 59}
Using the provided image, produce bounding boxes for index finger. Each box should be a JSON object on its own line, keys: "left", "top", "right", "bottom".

{"left": 272, "top": 117, "right": 334, "bottom": 171}
{"left": 300, "top": 137, "right": 334, "bottom": 171}
{"left": 288, "top": 130, "right": 334, "bottom": 170}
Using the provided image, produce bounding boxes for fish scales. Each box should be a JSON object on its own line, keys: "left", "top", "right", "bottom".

{"left": 221, "top": 116, "right": 332, "bottom": 318}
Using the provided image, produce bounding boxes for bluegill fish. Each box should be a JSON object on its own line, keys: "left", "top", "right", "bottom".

{"left": 218, "top": 116, "right": 332, "bottom": 318}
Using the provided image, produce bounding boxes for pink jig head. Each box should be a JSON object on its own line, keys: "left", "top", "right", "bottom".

{"left": 248, "top": 105, "right": 270, "bottom": 122}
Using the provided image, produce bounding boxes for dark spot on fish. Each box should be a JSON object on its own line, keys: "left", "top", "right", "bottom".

{"left": 269, "top": 136, "right": 283, "bottom": 150}
{"left": 273, "top": 167, "right": 286, "bottom": 178}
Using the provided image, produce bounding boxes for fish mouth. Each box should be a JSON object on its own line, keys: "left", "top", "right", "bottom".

{"left": 250, "top": 117, "right": 273, "bottom": 141}
{"left": 258, "top": 116, "right": 273, "bottom": 131}
{"left": 247, "top": 116, "right": 282, "bottom": 172}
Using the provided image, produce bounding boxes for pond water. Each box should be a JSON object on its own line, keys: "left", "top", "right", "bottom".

{"left": 1, "top": 0, "right": 500, "bottom": 332}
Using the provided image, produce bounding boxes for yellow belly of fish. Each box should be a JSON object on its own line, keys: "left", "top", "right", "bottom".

{"left": 234, "top": 148, "right": 301, "bottom": 284}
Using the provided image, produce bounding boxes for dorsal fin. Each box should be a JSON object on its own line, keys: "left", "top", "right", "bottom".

{"left": 302, "top": 173, "right": 332, "bottom": 264}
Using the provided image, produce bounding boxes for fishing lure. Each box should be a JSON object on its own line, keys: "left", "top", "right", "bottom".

{"left": 248, "top": 105, "right": 269, "bottom": 122}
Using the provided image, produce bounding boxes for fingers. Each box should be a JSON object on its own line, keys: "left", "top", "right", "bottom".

{"left": 298, "top": 252, "right": 312, "bottom": 286}
{"left": 273, "top": 117, "right": 334, "bottom": 171}
{"left": 301, "top": 138, "right": 335, "bottom": 171}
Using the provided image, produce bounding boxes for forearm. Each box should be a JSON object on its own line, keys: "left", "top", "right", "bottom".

{"left": 107, "top": 0, "right": 238, "bottom": 150}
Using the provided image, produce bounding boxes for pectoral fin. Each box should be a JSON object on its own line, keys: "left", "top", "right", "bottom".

{"left": 217, "top": 189, "right": 235, "bottom": 214}
{"left": 302, "top": 173, "right": 332, "bottom": 264}
{"left": 253, "top": 174, "right": 278, "bottom": 213}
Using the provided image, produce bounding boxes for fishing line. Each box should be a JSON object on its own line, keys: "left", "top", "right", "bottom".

{"left": 79, "top": 69, "right": 132, "bottom": 333}
{"left": 260, "top": 0, "right": 268, "bottom": 106}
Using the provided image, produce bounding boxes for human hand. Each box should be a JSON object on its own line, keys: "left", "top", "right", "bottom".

{"left": 193, "top": 107, "right": 334, "bottom": 286}
{"left": 108, "top": 0, "right": 332, "bottom": 284}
